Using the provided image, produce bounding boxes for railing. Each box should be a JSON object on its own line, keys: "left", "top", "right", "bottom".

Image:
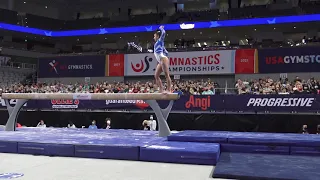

{"left": 0, "top": 61, "right": 36, "bottom": 70}
{"left": 181, "top": 88, "right": 237, "bottom": 95}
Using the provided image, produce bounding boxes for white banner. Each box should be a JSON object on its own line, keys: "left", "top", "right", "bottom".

{"left": 124, "top": 50, "right": 235, "bottom": 76}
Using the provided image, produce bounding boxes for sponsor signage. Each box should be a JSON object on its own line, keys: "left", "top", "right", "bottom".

{"left": 223, "top": 95, "right": 319, "bottom": 112}
{"left": 258, "top": 47, "right": 320, "bottom": 73}
{"left": 246, "top": 97, "right": 315, "bottom": 107}
{"left": 38, "top": 55, "right": 106, "bottom": 78}
{"left": 36, "top": 49, "right": 263, "bottom": 77}
{"left": 105, "top": 54, "right": 124, "bottom": 76}
{"left": 3, "top": 95, "right": 320, "bottom": 113}
{"left": 235, "top": 49, "right": 258, "bottom": 74}
{"left": 124, "top": 50, "right": 235, "bottom": 76}
{"left": 0, "top": 98, "right": 27, "bottom": 107}
{"left": 51, "top": 99, "right": 79, "bottom": 109}
{"left": 185, "top": 95, "right": 212, "bottom": 111}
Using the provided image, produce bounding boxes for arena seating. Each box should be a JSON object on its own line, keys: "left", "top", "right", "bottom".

{"left": 170, "top": 10, "right": 220, "bottom": 23}
{"left": 1, "top": 1, "right": 320, "bottom": 179}
{"left": 0, "top": 1, "right": 319, "bottom": 54}
{"left": 1, "top": 76, "right": 318, "bottom": 95}
{"left": 26, "top": 13, "right": 165, "bottom": 30}
{"left": 228, "top": 5, "right": 300, "bottom": 20}
{"left": 0, "top": 67, "right": 33, "bottom": 87}
{"left": 0, "top": 8, "right": 18, "bottom": 24}
{"left": 301, "top": 0, "right": 320, "bottom": 14}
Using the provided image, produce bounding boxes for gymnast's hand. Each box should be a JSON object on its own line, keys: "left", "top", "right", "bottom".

{"left": 159, "top": 25, "right": 164, "bottom": 29}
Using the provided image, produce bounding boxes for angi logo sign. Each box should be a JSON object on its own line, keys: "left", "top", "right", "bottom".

{"left": 185, "top": 96, "right": 211, "bottom": 110}
{"left": 131, "top": 56, "right": 153, "bottom": 73}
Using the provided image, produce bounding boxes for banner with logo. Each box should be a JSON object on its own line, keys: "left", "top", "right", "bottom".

{"left": 2, "top": 95, "right": 320, "bottom": 113}
{"left": 23, "top": 95, "right": 223, "bottom": 112}
{"left": 38, "top": 55, "right": 106, "bottom": 78}
{"left": 223, "top": 94, "right": 319, "bottom": 112}
{"left": 258, "top": 47, "right": 320, "bottom": 73}
{"left": 105, "top": 54, "right": 124, "bottom": 76}
{"left": 124, "top": 50, "right": 235, "bottom": 76}
{"left": 235, "top": 49, "right": 258, "bottom": 74}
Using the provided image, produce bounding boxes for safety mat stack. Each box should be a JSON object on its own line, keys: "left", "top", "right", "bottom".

{"left": 168, "top": 130, "right": 320, "bottom": 155}
{"left": 0, "top": 128, "right": 221, "bottom": 165}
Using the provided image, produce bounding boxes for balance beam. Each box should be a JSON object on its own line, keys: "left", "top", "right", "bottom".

{"left": 1, "top": 93, "right": 180, "bottom": 100}
{"left": 1, "top": 93, "right": 180, "bottom": 137}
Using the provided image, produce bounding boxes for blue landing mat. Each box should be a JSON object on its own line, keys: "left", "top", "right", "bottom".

{"left": 168, "top": 131, "right": 320, "bottom": 147}
{"left": 290, "top": 146, "right": 320, "bottom": 156}
{"left": 228, "top": 132, "right": 320, "bottom": 146}
{"left": 16, "top": 127, "right": 159, "bottom": 136}
{"left": 167, "top": 130, "right": 229, "bottom": 143}
{"left": 0, "top": 141, "right": 17, "bottom": 153}
{"left": 140, "top": 141, "right": 220, "bottom": 165}
{"left": 213, "top": 152, "right": 320, "bottom": 180}
{"left": 220, "top": 143, "right": 290, "bottom": 155}
{"left": 0, "top": 128, "right": 163, "bottom": 144}
{"left": 0, "top": 128, "right": 165, "bottom": 160}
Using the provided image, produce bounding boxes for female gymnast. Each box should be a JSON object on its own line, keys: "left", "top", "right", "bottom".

{"left": 153, "top": 26, "right": 172, "bottom": 94}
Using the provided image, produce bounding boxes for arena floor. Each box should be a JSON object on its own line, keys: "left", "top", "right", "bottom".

{"left": 3, "top": 127, "right": 320, "bottom": 179}
{"left": 0, "top": 153, "right": 228, "bottom": 180}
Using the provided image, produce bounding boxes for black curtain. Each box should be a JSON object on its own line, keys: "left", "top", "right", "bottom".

{"left": 1, "top": 111, "right": 320, "bottom": 133}
{"left": 174, "top": 3, "right": 177, "bottom": 12}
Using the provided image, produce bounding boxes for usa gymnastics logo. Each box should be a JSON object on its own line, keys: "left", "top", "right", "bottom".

{"left": 131, "top": 56, "right": 153, "bottom": 73}
{"left": 0, "top": 173, "right": 24, "bottom": 179}
{"left": 49, "top": 60, "right": 59, "bottom": 74}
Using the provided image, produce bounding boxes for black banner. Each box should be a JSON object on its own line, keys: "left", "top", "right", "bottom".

{"left": 1, "top": 94, "right": 320, "bottom": 113}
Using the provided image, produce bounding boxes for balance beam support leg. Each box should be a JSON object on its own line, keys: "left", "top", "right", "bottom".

{"left": 145, "top": 100, "right": 173, "bottom": 137}
{"left": 5, "top": 99, "right": 28, "bottom": 131}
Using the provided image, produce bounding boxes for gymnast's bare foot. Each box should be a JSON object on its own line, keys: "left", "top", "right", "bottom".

{"left": 162, "top": 91, "right": 169, "bottom": 95}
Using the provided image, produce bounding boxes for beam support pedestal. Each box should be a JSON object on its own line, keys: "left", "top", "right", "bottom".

{"left": 5, "top": 99, "right": 28, "bottom": 131}
{"left": 145, "top": 100, "right": 173, "bottom": 137}
{"left": 4, "top": 98, "right": 175, "bottom": 137}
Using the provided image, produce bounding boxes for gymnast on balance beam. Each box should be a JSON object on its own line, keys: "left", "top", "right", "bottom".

{"left": 153, "top": 26, "right": 172, "bottom": 94}
{"left": 128, "top": 26, "right": 172, "bottom": 94}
